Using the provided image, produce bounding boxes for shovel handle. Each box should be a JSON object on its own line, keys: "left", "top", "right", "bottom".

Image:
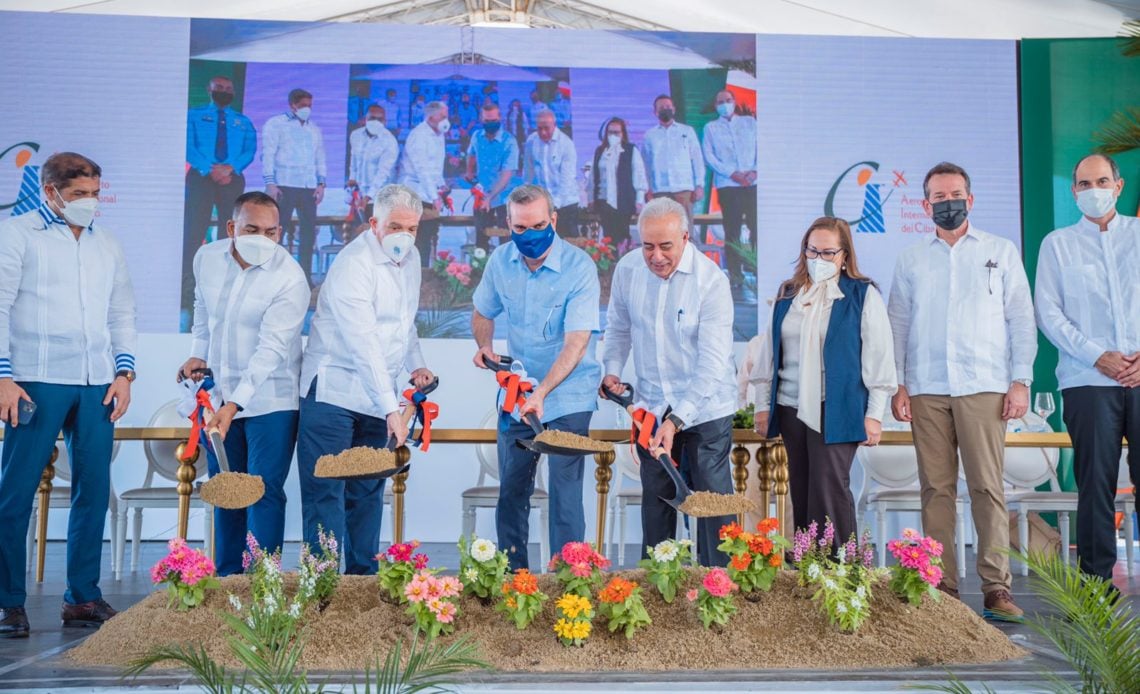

{"left": 412, "top": 375, "right": 440, "bottom": 396}
{"left": 481, "top": 354, "right": 515, "bottom": 372}
{"left": 599, "top": 381, "right": 635, "bottom": 409}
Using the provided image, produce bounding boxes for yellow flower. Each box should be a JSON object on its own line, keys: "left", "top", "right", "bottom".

{"left": 553, "top": 618, "right": 575, "bottom": 639}
{"left": 556, "top": 593, "right": 590, "bottom": 619}
{"left": 571, "top": 619, "right": 591, "bottom": 640}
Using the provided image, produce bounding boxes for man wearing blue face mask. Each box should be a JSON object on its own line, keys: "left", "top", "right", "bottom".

{"left": 471, "top": 184, "right": 602, "bottom": 571}
{"left": 179, "top": 191, "right": 309, "bottom": 576}
{"left": 466, "top": 102, "right": 519, "bottom": 251}
{"left": 887, "top": 161, "right": 1036, "bottom": 622}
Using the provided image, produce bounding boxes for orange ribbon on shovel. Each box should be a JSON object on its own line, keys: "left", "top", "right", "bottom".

{"left": 402, "top": 387, "right": 439, "bottom": 452}
{"left": 182, "top": 385, "right": 215, "bottom": 462}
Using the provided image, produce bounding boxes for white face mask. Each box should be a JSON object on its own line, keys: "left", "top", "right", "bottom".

{"left": 380, "top": 231, "right": 415, "bottom": 263}
{"left": 807, "top": 258, "right": 839, "bottom": 284}
{"left": 607, "top": 134, "right": 622, "bottom": 148}
{"left": 365, "top": 119, "right": 384, "bottom": 135}
{"left": 1076, "top": 187, "right": 1117, "bottom": 219}
{"left": 294, "top": 106, "right": 312, "bottom": 121}
{"left": 54, "top": 190, "right": 98, "bottom": 228}
{"left": 435, "top": 118, "right": 450, "bottom": 134}
{"left": 233, "top": 234, "right": 279, "bottom": 267}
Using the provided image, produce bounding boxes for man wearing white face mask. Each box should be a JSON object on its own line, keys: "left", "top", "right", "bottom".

{"left": 1036, "top": 153, "right": 1140, "bottom": 588}
{"left": 702, "top": 90, "right": 757, "bottom": 295}
{"left": 178, "top": 191, "right": 308, "bottom": 576}
{"left": 398, "top": 101, "right": 450, "bottom": 267}
{"left": 348, "top": 104, "right": 399, "bottom": 213}
{"left": 0, "top": 152, "right": 137, "bottom": 638}
{"left": 888, "top": 161, "right": 1036, "bottom": 621}
{"left": 262, "top": 88, "right": 327, "bottom": 286}
{"left": 297, "top": 184, "right": 436, "bottom": 574}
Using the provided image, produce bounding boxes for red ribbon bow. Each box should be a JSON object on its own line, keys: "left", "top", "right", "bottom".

{"left": 182, "top": 387, "right": 215, "bottom": 461}
{"left": 402, "top": 387, "right": 439, "bottom": 452}
{"left": 630, "top": 407, "right": 656, "bottom": 450}
{"left": 496, "top": 370, "right": 533, "bottom": 416}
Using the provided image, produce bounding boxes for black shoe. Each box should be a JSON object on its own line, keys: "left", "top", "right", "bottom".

{"left": 61, "top": 598, "right": 117, "bottom": 629}
{"left": 0, "top": 607, "right": 29, "bottom": 638}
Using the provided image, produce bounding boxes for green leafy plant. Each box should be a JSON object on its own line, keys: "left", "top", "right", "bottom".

{"left": 717, "top": 518, "right": 787, "bottom": 594}
{"left": 597, "top": 577, "right": 652, "bottom": 639}
{"left": 457, "top": 535, "right": 508, "bottom": 602}
{"left": 357, "top": 632, "right": 489, "bottom": 694}
{"left": 495, "top": 569, "right": 547, "bottom": 630}
{"left": 637, "top": 538, "right": 693, "bottom": 603}
{"left": 687, "top": 567, "right": 739, "bottom": 630}
{"left": 732, "top": 403, "right": 755, "bottom": 430}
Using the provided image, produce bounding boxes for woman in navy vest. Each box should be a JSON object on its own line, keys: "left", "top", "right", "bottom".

{"left": 589, "top": 117, "right": 647, "bottom": 250}
{"left": 749, "top": 217, "right": 896, "bottom": 548}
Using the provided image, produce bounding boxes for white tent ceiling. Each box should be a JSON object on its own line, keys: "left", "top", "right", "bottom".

{"left": 0, "top": 0, "right": 1133, "bottom": 38}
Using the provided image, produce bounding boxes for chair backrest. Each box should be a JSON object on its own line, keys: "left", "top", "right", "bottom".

{"left": 475, "top": 410, "right": 499, "bottom": 486}
{"left": 144, "top": 399, "right": 206, "bottom": 484}
{"left": 53, "top": 440, "right": 121, "bottom": 484}
{"left": 1002, "top": 413, "right": 1060, "bottom": 491}
{"left": 858, "top": 445, "right": 920, "bottom": 489}
{"left": 610, "top": 441, "right": 640, "bottom": 497}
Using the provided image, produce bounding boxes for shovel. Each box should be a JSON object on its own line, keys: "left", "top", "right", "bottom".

{"left": 319, "top": 376, "right": 439, "bottom": 481}
{"left": 599, "top": 382, "right": 693, "bottom": 511}
{"left": 200, "top": 428, "right": 266, "bottom": 509}
{"left": 482, "top": 354, "right": 612, "bottom": 457}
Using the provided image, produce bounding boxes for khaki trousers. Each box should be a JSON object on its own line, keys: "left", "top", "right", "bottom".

{"left": 910, "top": 393, "right": 1011, "bottom": 593}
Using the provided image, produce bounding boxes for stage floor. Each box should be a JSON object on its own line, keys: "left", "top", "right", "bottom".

{"left": 1, "top": 540, "right": 1136, "bottom": 692}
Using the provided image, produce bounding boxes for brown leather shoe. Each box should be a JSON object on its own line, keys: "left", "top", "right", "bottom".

{"left": 983, "top": 589, "right": 1024, "bottom": 622}
{"left": 936, "top": 582, "right": 960, "bottom": 600}
{"left": 61, "top": 599, "right": 118, "bottom": 629}
{"left": 0, "top": 607, "right": 29, "bottom": 638}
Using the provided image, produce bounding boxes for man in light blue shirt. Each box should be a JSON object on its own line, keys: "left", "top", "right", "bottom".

{"left": 182, "top": 75, "right": 257, "bottom": 319}
{"left": 471, "top": 184, "right": 601, "bottom": 571}
{"left": 702, "top": 89, "right": 757, "bottom": 292}
{"left": 466, "top": 102, "right": 519, "bottom": 251}
{"left": 1036, "top": 153, "right": 1140, "bottom": 588}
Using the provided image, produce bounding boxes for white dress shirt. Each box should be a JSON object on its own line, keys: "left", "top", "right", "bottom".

{"left": 0, "top": 206, "right": 137, "bottom": 384}
{"left": 523, "top": 129, "right": 578, "bottom": 209}
{"left": 602, "top": 243, "right": 736, "bottom": 426}
{"left": 261, "top": 112, "right": 327, "bottom": 188}
{"left": 1035, "top": 213, "right": 1140, "bottom": 389}
{"left": 589, "top": 143, "right": 648, "bottom": 209}
{"left": 189, "top": 239, "right": 309, "bottom": 418}
{"left": 887, "top": 223, "right": 1037, "bottom": 397}
{"left": 349, "top": 126, "right": 399, "bottom": 200}
{"left": 702, "top": 114, "right": 757, "bottom": 190}
{"left": 397, "top": 121, "right": 447, "bottom": 202}
{"left": 749, "top": 283, "right": 896, "bottom": 422}
{"left": 641, "top": 121, "right": 705, "bottom": 194}
{"left": 301, "top": 230, "right": 425, "bottom": 418}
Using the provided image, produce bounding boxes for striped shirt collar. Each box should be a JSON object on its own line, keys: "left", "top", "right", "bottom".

{"left": 36, "top": 202, "right": 93, "bottom": 232}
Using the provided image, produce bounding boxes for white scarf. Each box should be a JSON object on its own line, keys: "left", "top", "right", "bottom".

{"left": 793, "top": 277, "right": 844, "bottom": 432}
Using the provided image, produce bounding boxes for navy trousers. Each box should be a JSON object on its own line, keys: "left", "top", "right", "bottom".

{"left": 204, "top": 409, "right": 298, "bottom": 576}
{"left": 0, "top": 382, "right": 113, "bottom": 607}
{"left": 296, "top": 382, "right": 389, "bottom": 574}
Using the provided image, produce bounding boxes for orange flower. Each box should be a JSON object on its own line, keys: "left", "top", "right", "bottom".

{"left": 748, "top": 535, "right": 774, "bottom": 556}
{"left": 768, "top": 554, "right": 783, "bottom": 567}
{"left": 599, "top": 577, "right": 637, "bottom": 604}
{"left": 757, "top": 517, "right": 779, "bottom": 535}
{"left": 511, "top": 569, "right": 539, "bottom": 595}
{"left": 501, "top": 581, "right": 511, "bottom": 595}
{"left": 505, "top": 596, "right": 518, "bottom": 609}
{"left": 719, "top": 522, "right": 744, "bottom": 541}
{"left": 730, "top": 553, "right": 752, "bottom": 571}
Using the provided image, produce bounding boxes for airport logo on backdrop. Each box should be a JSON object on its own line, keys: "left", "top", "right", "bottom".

{"left": 823, "top": 161, "right": 932, "bottom": 234}
{"left": 0, "top": 141, "right": 42, "bottom": 213}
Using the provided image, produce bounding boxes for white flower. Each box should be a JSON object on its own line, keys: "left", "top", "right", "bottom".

{"left": 471, "top": 538, "right": 497, "bottom": 562}
{"left": 835, "top": 565, "right": 848, "bottom": 578}
{"left": 855, "top": 586, "right": 866, "bottom": 599}
{"left": 288, "top": 602, "right": 301, "bottom": 619}
{"left": 473, "top": 247, "right": 487, "bottom": 260}
{"left": 836, "top": 547, "right": 847, "bottom": 563}
{"left": 807, "top": 563, "right": 822, "bottom": 580}
{"left": 849, "top": 596, "right": 864, "bottom": 611}
{"left": 464, "top": 568, "right": 479, "bottom": 582}
{"left": 679, "top": 539, "right": 693, "bottom": 547}
{"left": 652, "top": 541, "right": 679, "bottom": 563}
{"left": 823, "top": 578, "right": 837, "bottom": 591}
{"left": 835, "top": 602, "right": 848, "bottom": 614}
{"left": 228, "top": 594, "right": 243, "bottom": 612}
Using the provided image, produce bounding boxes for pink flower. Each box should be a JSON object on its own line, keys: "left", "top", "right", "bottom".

{"left": 902, "top": 528, "right": 921, "bottom": 542}
{"left": 921, "top": 536, "right": 943, "bottom": 558}
{"left": 686, "top": 588, "right": 699, "bottom": 602}
{"left": 456, "top": 273, "right": 470, "bottom": 286}
{"left": 413, "top": 553, "right": 429, "bottom": 570}
{"left": 570, "top": 562, "right": 592, "bottom": 578}
{"left": 405, "top": 576, "right": 430, "bottom": 603}
{"left": 435, "top": 601, "right": 457, "bottom": 624}
{"left": 446, "top": 262, "right": 459, "bottom": 276}
{"left": 547, "top": 553, "right": 561, "bottom": 572}
{"left": 438, "top": 576, "right": 462, "bottom": 598}
{"left": 919, "top": 563, "right": 942, "bottom": 587}
{"left": 702, "top": 568, "right": 737, "bottom": 598}
{"left": 560, "top": 542, "right": 593, "bottom": 565}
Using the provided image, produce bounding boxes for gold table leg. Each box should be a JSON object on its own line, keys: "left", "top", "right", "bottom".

{"left": 35, "top": 447, "right": 59, "bottom": 583}
{"left": 174, "top": 442, "right": 198, "bottom": 540}
{"left": 731, "top": 444, "right": 750, "bottom": 527}
{"left": 391, "top": 447, "right": 411, "bottom": 545}
{"left": 593, "top": 450, "right": 614, "bottom": 553}
{"left": 757, "top": 442, "right": 772, "bottom": 522}
{"left": 772, "top": 439, "right": 789, "bottom": 541}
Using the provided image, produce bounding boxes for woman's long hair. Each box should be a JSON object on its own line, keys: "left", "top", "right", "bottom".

{"left": 778, "top": 216, "right": 873, "bottom": 299}
{"left": 594, "top": 117, "right": 630, "bottom": 160}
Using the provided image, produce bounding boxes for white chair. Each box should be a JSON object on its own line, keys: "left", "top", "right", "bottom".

{"left": 856, "top": 419, "right": 967, "bottom": 577}
{"left": 1115, "top": 450, "right": 1135, "bottom": 577}
{"left": 117, "top": 399, "right": 213, "bottom": 578}
{"left": 1002, "top": 413, "right": 1069, "bottom": 576}
{"left": 27, "top": 440, "right": 122, "bottom": 577}
{"left": 460, "top": 410, "right": 549, "bottom": 570}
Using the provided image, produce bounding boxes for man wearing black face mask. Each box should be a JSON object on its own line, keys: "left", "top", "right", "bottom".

{"left": 465, "top": 102, "right": 519, "bottom": 250}
{"left": 182, "top": 76, "right": 257, "bottom": 326}
{"left": 641, "top": 95, "right": 705, "bottom": 232}
{"left": 887, "top": 161, "right": 1036, "bottom": 622}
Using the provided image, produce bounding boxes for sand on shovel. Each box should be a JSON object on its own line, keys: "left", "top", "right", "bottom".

{"left": 534, "top": 429, "right": 614, "bottom": 453}
{"left": 678, "top": 491, "right": 757, "bottom": 517}
{"left": 199, "top": 473, "right": 265, "bottom": 509}
{"left": 315, "top": 446, "right": 397, "bottom": 479}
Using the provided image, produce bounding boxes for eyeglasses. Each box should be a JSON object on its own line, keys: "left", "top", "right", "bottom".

{"left": 804, "top": 246, "right": 844, "bottom": 261}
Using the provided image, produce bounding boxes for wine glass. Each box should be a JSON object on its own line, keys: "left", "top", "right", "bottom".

{"left": 1034, "top": 392, "right": 1056, "bottom": 422}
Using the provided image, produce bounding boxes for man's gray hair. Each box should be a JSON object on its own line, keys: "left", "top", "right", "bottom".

{"left": 507, "top": 184, "right": 554, "bottom": 218}
{"left": 638, "top": 196, "right": 688, "bottom": 232}
{"left": 372, "top": 184, "right": 424, "bottom": 223}
{"left": 425, "top": 100, "right": 446, "bottom": 119}
{"left": 1072, "top": 153, "right": 1120, "bottom": 184}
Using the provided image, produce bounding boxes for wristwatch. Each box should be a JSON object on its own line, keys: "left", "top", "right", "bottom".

{"left": 1013, "top": 378, "right": 1032, "bottom": 388}
{"left": 665, "top": 412, "right": 685, "bottom": 432}
{"left": 116, "top": 369, "right": 136, "bottom": 383}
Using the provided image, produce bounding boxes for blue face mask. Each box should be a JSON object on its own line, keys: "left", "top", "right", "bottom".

{"left": 512, "top": 223, "right": 556, "bottom": 259}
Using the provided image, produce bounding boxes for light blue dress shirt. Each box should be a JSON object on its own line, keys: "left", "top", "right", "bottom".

{"left": 186, "top": 105, "right": 257, "bottom": 177}
{"left": 472, "top": 237, "right": 601, "bottom": 422}
{"left": 467, "top": 128, "right": 519, "bottom": 208}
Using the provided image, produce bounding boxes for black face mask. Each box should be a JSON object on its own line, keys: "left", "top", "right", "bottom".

{"left": 931, "top": 199, "right": 969, "bottom": 231}
{"left": 211, "top": 91, "right": 234, "bottom": 108}
{"left": 656, "top": 108, "right": 675, "bottom": 123}
{"left": 483, "top": 120, "right": 502, "bottom": 135}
